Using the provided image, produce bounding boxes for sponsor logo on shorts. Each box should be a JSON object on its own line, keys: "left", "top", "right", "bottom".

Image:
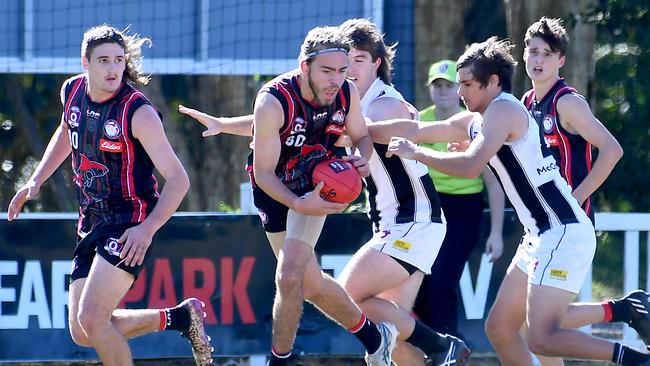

{"left": 550, "top": 269, "right": 568, "bottom": 280}
{"left": 104, "top": 237, "right": 124, "bottom": 257}
{"left": 381, "top": 230, "right": 391, "bottom": 239}
{"left": 392, "top": 239, "right": 412, "bottom": 252}
{"left": 258, "top": 209, "right": 268, "bottom": 225}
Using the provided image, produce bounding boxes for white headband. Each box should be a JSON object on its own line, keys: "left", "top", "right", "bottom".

{"left": 305, "top": 47, "right": 348, "bottom": 59}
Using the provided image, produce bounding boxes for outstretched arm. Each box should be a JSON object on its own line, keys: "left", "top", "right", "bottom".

{"left": 368, "top": 110, "right": 477, "bottom": 145}
{"left": 556, "top": 95, "right": 623, "bottom": 204}
{"left": 386, "top": 102, "right": 519, "bottom": 179}
{"left": 178, "top": 104, "right": 253, "bottom": 137}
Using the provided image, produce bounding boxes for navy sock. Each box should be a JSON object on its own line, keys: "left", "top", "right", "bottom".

{"left": 349, "top": 314, "right": 381, "bottom": 354}
{"left": 405, "top": 320, "right": 447, "bottom": 354}
{"left": 612, "top": 342, "right": 650, "bottom": 365}
{"left": 164, "top": 306, "right": 190, "bottom": 332}
{"left": 268, "top": 347, "right": 291, "bottom": 366}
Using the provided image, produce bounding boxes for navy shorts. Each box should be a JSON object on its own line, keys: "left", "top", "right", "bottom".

{"left": 70, "top": 222, "right": 152, "bottom": 282}
{"left": 252, "top": 185, "right": 311, "bottom": 233}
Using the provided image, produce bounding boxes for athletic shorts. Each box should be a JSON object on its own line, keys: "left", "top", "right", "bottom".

{"left": 253, "top": 186, "right": 325, "bottom": 248}
{"left": 70, "top": 222, "right": 151, "bottom": 282}
{"left": 513, "top": 223, "right": 596, "bottom": 293}
{"left": 363, "top": 222, "right": 446, "bottom": 275}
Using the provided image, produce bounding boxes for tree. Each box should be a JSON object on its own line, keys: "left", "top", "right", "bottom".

{"left": 586, "top": 0, "right": 650, "bottom": 212}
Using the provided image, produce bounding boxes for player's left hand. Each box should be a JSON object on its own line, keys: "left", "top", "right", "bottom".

{"left": 118, "top": 223, "right": 155, "bottom": 267}
{"left": 485, "top": 233, "right": 504, "bottom": 263}
{"left": 342, "top": 155, "right": 370, "bottom": 178}
{"left": 386, "top": 137, "right": 418, "bottom": 160}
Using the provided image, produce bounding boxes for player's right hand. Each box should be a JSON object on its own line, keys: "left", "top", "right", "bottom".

{"left": 294, "top": 182, "right": 347, "bottom": 216}
{"left": 178, "top": 104, "right": 222, "bottom": 137}
{"left": 7, "top": 181, "right": 40, "bottom": 221}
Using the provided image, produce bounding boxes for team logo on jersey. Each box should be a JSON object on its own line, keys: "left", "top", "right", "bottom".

{"left": 67, "top": 106, "right": 81, "bottom": 128}
{"left": 104, "top": 237, "right": 124, "bottom": 257}
{"left": 542, "top": 114, "right": 555, "bottom": 133}
{"left": 100, "top": 139, "right": 124, "bottom": 153}
{"left": 104, "top": 120, "right": 121, "bottom": 139}
{"left": 331, "top": 109, "right": 345, "bottom": 125}
{"left": 75, "top": 154, "right": 109, "bottom": 202}
{"left": 292, "top": 117, "right": 306, "bottom": 133}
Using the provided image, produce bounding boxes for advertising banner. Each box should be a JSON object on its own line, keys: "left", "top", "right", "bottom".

{"left": 0, "top": 212, "right": 521, "bottom": 360}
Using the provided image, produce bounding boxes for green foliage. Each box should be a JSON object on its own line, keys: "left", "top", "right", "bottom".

{"left": 586, "top": 0, "right": 650, "bottom": 213}
{"left": 217, "top": 201, "right": 238, "bottom": 213}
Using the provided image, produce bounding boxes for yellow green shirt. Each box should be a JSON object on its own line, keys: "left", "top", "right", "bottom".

{"left": 420, "top": 105, "right": 484, "bottom": 195}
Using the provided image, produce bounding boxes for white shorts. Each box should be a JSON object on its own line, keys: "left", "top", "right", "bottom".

{"left": 363, "top": 222, "right": 446, "bottom": 274}
{"left": 513, "top": 223, "right": 596, "bottom": 293}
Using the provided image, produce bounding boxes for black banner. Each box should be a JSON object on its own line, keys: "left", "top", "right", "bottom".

{"left": 0, "top": 212, "right": 521, "bottom": 360}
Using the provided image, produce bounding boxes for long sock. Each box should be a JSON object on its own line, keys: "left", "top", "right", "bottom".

{"left": 611, "top": 342, "right": 650, "bottom": 365}
{"left": 405, "top": 320, "right": 448, "bottom": 354}
{"left": 349, "top": 313, "right": 381, "bottom": 354}
{"left": 268, "top": 347, "right": 291, "bottom": 366}
{"left": 158, "top": 306, "right": 190, "bottom": 332}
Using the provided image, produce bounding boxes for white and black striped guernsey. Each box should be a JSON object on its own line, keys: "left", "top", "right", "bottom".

{"left": 359, "top": 78, "right": 443, "bottom": 231}
{"left": 469, "top": 92, "right": 590, "bottom": 236}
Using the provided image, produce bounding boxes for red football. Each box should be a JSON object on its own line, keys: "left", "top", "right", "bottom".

{"left": 312, "top": 158, "right": 363, "bottom": 203}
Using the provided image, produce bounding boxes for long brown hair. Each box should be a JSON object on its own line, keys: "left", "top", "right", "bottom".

{"left": 81, "top": 24, "right": 152, "bottom": 85}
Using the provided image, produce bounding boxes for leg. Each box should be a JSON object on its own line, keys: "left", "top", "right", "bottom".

{"left": 271, "top": 237, "right": 315, "bottom": 354}
{"left": 339, "top": 246, "right": 416, "bottom": 335}
{"left": 70, "top": 273, "right": 211, "bottom": 365}
{"left": 76, "top": 255, "right": 138, "bottom": 366}
{"left": 485, "top": 265, "right": 533, "bottom": 366}
{"left": 519, "top": 322, "right": 566, "bottom": 366}
{"left": 339, "top": 246, "right": 425, "bottom": 365}
{"left": 376, "top": 274, "right": 429, "bottom": 366}
{"left": 526, "top": 284, "right": 614, "bottom": 361}
{"left": 267, "top": 232, "right": 365, "bottom": 329}
{"left": 69, "top": 278, "right": 159, "bottom": 345}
